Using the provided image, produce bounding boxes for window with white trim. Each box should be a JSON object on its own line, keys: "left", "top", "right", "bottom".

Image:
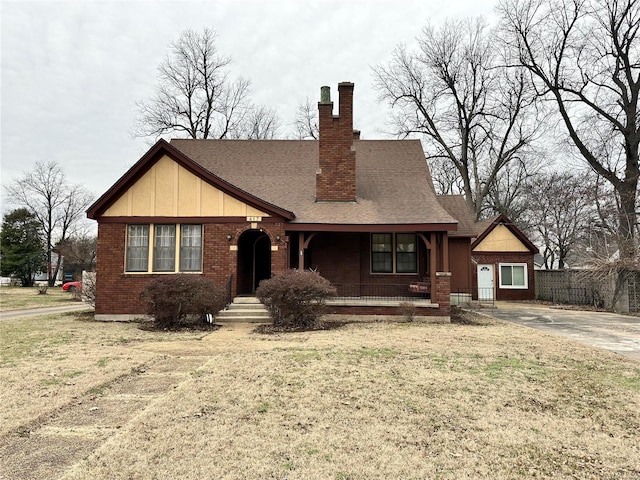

{"left": 499, "top": 263, "right": 527, "bottom": 289}
{"left": 371, "top": 233, "right": 417, "bottom": 274}
{"left": 125, "top": 224, "right": 202, "bottom": 273}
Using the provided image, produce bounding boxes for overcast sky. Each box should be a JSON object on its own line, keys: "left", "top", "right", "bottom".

{"left": 1, "top": 0, "right": 498, "bottom": 217}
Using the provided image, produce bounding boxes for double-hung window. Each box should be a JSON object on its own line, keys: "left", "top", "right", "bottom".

{"left": 371, "top": 233, "right": 417, "bottom": 274}
{"left": 125, "top": 224, "right": 202, "bottom": 273}
{"left": 179, "top": 225, "right": 202, "bottom": 272}
{"left": 153, "top": 225, "right": 176, "bottom": 271}
{"left": 126, "top": 225, "right": 150, "bottom": 272}
{"left": 499, "top": 263, "right": 527, "bottom": 289}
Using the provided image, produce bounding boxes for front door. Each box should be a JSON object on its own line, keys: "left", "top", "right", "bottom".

{"left": 237, "top": 230, "right": 272, "bottom": 294}
{"left": 477, "top": 264, "right": 494, "bottom": 300}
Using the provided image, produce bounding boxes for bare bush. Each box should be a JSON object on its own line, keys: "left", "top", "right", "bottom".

{"left": 399, "top": 301, "right": 417, "bottom": 322}
{"left": 256, "top": 270, "right": 336, "bottom": 329}
{"left": 82, "top": 271, "right": 96, "bottom": 307}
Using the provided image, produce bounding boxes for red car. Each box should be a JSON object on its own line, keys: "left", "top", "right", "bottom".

{"left": 62, "top": 281, "right": 82, "bottom": 293}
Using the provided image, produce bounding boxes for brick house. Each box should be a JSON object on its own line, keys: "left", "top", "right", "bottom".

{"left": 438, "top": 195, "right": 538, "bottom": 302}
{"left": 87, "top": 82, "right": 460, "bottom": 320}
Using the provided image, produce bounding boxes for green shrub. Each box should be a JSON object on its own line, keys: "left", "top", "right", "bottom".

{"left": 140, "top": 275, "right": 227, "bottom": 329}
{"left": 256, "top": 269, "right": 337, "bottom": 329}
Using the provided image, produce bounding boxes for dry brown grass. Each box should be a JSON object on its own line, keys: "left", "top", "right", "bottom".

{"left": 0, "top": 286, "right": 80, "bottom": 311}
{"left": 1, "top": 312, "right": 639, "bottom": 479}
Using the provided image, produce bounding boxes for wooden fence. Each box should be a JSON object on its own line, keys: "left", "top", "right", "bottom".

{"left": 534, "top": 269, "right": 640, "bottom": 312}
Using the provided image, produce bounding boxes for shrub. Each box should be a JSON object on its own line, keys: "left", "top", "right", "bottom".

{"left": 82, "top": 272, "right": 96, "bottom": 307}
{"left": 140, "top": 275, "right": 227, "bottom": 329}
{"left": 399, "top": 301, "right": 417, "bottom": 322}
{"left": 256, "top": 269, "right": 337, "bottom": 329}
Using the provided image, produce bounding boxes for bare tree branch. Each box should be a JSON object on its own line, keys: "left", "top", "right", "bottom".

{"left": 133, "top": 28, "right": 279, "bottom": 140}
{"left": 5, "top": 160, "right": 94, "bottom": 286}
{"left": 373, "top": 18, "right": 542, "bottom": 219}
{"left": 292, "top": 98, "right": 319, "bottom": 140}
{"left": 499, "top": 0, "right": 640, "bottom": 259}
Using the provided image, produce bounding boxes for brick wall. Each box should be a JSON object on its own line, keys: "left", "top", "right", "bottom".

{"left": 95, "top": 220, "right": 286, "bottom": 316}
{"left": 95, "top": 223, "right": 145, "bottom": 315}
{"left": 316, "top": 82, "right": 356, "bottom": 202}
{"left": 472, "top": 252, "right": 535, "bottom": 300}
{"left": 308, "top": 232, "right": 361, "bottom": 283}
{"left": 304, "top": 232, "right": 429, "bottom": 289}
{"left": 435, "top": 272, "right": 451, "bottom": 315}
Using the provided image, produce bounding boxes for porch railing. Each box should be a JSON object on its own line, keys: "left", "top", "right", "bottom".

{"left": 450, "top": 287, "right": 495, "bottom": 306}
{"left": 331, "top": 283, "right": 431, "bottom": 301}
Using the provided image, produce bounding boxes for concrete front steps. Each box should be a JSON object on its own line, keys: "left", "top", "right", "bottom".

{"left": 215, "top": 296, "right": 271, "bottom": 323}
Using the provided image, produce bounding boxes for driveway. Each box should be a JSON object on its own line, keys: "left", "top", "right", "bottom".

{"left": 488, "top": 302, "right": 640, "bottom": 359}
{"left": 0, "top": 304, "right": 93, "bottom": 320}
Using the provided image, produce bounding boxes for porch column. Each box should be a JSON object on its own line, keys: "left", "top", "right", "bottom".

{"left": 430, "top": 232, "right": 437, "bottom": 296}
{"left": 442, "top": 232, "right": 449, "bottom": 271}
{"left": 298, "top": 232, "right": 305, "bottom": 270}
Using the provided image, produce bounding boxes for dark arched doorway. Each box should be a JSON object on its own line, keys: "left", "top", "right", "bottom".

{"left": 237, "top": 230, "right": 271, "bottom": 294}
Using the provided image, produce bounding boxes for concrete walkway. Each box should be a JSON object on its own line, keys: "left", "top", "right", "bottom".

{"left": 487, "top": 302, "right": 640, "bottom": 359}
{"left": 0, "top": 304, "right": 93, "bottom": 320}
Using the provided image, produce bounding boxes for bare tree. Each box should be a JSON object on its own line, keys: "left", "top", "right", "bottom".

{"left": 373, "top": 18, "right": 541, "bottom": 219}
{"left": 292, "top": 97, "right": 319, "bottom": 140}
{"left": 522, "top": 171, "right": 593, "bottom": 269}
{"left": 499, "top": 0, "right": 640, "bottom": 260}
{"left": 429, "top": 156, "right": 465, "bottom": 195}
{"left": 486, "top": 158, "right": 539, "bottom": 224}
{"left": 6, "top": 161, "right": 94, "bottom": 286}
{"left": 55, "top": 233, "right": 97, "bottom": 279}
{"left": 232, "top": 105, "right": 280, "bottom": 139}
{"left": 134, "top": 28, "right": 279, "bottom": 140}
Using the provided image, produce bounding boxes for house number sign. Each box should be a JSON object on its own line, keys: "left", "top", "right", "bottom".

{"left": 246, "top": 216, "right": 262, "bottom": 222}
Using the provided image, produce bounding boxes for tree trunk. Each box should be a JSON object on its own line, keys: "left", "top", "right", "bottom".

{"left": 617, "top": 170, "right": 638, "bottom": 262}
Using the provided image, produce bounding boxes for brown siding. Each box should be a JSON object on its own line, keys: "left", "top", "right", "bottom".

{"left": 449, "top": 238, "right": 472, "bottom": 292}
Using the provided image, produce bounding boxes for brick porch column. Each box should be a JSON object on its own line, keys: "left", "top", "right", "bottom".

{"left": 435, "top": 272, "right": 452, "bottom": 315}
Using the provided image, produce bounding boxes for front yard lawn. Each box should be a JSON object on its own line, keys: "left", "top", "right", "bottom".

{"left": 0, "top": 286, "right": 80, "bottom": 311}
{"left": 1, "top": 312, "right": 638, "bottom": 479}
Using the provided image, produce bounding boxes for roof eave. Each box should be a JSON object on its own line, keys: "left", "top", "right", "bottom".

{"left": 86, "top": 139, "right": 295, "bottom": 221}
{"left": 284, "top": 223, "right": 458, "bottom": 233}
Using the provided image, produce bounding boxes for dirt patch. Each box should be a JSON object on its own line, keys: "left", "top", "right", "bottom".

{"left": 451, "top": 307, "right": 499, "bottom": 325}
{"left": 137, "top": 320, "right": 222, "bottom": 332}
{"left": 253, "top": 320, "right": 348, "bottom": 334}
{"left": 0, "top": 351, "right": 209, "bottom": 480}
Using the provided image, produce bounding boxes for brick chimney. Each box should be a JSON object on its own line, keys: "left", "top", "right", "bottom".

{"left": 316, "top": 82, "right": 356, "bottom": 202}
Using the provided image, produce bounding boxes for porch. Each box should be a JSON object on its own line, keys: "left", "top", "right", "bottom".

{"left": 331, "top": 282, "right": 432, "bottom": 302}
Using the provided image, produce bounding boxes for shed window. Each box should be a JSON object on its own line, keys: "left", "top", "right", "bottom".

{"left": 499, "top": 263, "right": 527, "bottom": 289}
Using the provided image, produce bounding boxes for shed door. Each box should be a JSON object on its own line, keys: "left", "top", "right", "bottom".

{"left": 477, "top": 264, "right": 494, "bottom": 300}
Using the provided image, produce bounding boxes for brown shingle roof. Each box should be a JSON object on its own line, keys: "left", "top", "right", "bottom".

{"left": 170, "top": 139, "right": 457, "bottom": 227}
{"left": 436, "top": 195, "right": 481, "bottom": 237}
